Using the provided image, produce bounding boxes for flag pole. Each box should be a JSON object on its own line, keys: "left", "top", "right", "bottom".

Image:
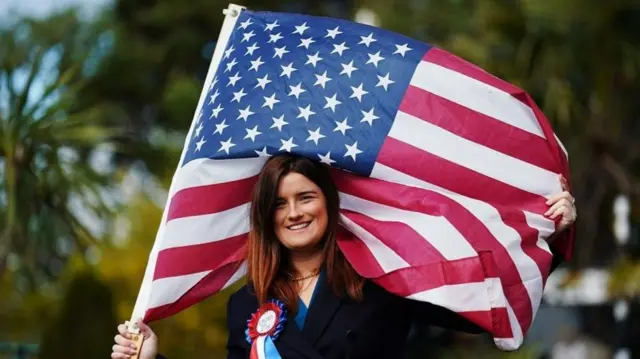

{"left": 124, "top": 3, "right": 245, "bottom": 358}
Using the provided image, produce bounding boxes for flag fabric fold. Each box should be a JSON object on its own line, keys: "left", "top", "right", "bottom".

{"left": 132, "top": 5, "right": 574, "bottom": 351}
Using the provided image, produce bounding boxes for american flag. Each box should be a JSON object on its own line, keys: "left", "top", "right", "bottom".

{"left": 132, "top": 6, "right": 573, "bottom": 351}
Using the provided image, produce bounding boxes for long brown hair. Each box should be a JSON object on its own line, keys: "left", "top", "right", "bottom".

{"left": 245, "top": 154, "right": 364, "bottom": 313}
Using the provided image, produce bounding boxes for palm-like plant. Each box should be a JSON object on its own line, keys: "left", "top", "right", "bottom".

{"left": 0, "top": 11, "right": 119, "bottom": 285}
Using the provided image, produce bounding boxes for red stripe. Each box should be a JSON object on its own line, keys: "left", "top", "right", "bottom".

{"left": 341, "top": 210, "right": 448, "bottom": 265}
{"left": 336, "top": 225, "right": 387, "bottom": 278}
{"left": 400, "top": 85, "right": 559, "bottom": 173}
{"left": 334, "top": 171, "right": 535, "bottom": 331}
{"left": 144, "top": 260, "right": 245, "bottom": 322}
{"left": 154, "top": 234, "right": 247, "bottom": 280}
{"left": 377, "top": 137, "right": 548, "bottom": 214}
{"left": 167, "top": 176, "right": 257, "bottom": 222}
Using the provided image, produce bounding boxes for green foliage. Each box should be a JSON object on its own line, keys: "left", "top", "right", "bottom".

{"left": 0, "top": 11, "right": 121, "bottom": 285}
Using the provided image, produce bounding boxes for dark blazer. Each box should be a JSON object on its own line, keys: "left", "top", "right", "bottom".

{"left": 225, "top": 279, "right": 483, "bottom": 359}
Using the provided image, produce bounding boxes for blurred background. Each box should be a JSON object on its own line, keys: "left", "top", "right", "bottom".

{"left": 1, "top": 0, "right": 639, "bottom": 358}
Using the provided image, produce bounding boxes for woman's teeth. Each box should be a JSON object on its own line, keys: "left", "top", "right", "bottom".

{"left": 288, "top": 222, "right": 310, "bottom": 230}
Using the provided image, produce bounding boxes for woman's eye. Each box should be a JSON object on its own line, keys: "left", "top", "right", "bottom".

{"left": 300, "top": 195, "right": 313, "bottom": 202}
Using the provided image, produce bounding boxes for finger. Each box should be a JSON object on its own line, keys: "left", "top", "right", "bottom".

{"left": 136, "top": 318, "right": 154, "bottom": 339}
{"left": 114, "top": 335, "right": 133, "bottom": 347}
{"left": 111, "top": 352, "right": 131, "bottom": 359}
{"left": 117, "top": 324, "right": 131, "bottom": 339}
{"left": 546, "top": 192, "right": 572, "bottom": 206}
{"left": 545, "top": 198, "right": 571, "bottom": 216}
{"left": 112, "top": 344, "right": 137, "bottom": 356}
{"left": 560, "top": 175, "right": 570, "bottom": 191}
{"left": 548, "top": 206, "right": 568, "bottom": 220}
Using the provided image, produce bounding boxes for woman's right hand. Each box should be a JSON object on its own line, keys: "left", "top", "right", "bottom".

{"left": 111, "top": 320, "right": 158, "bottom": 359}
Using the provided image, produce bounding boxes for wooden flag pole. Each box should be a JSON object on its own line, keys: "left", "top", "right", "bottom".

{"left": 124, "top": 3, "right": 245, "bottom": 357}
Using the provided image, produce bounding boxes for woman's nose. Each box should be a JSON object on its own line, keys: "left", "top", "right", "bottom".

{"left": 287, "top": 203, "right": 303, "bottom": 219}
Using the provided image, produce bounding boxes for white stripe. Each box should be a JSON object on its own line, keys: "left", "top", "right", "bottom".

{"left": 131, "top": 4, "right": 244, "bottom": 322}
{"left": 162, "top": 203, "right": 250, "bottom": 249}
{"left": 339, "top": 214, "right": 410, "bottom": 272}
{"left": 147, "top": 270, "right": 211, "bottom": 308}
{"left": 522, "top": 210, "right": 554, "bottom": 254}
{"left": 173, "top": 157, "right": 267, "bottom": 192}
{"left": 256, "top": 336, "right": 267, "bottom": 359}
{"left": 412, "top": 61, "right": 544, "bottom": 138}
{"left": 389, "top": 111, "right": 559, "bottom": 198}
{"left": 339, "top": 193, "right": 477, "bottom": 260}
{"left": 406, "top": 280, "right": 496, "bottom": 312}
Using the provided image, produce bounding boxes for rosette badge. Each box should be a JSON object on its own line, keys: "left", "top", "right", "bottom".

{"left": 246, "top": 299, "right": 288, "bottom": 359}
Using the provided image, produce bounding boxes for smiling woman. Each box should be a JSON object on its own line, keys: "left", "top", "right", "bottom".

{"left": 111, "top": 154, "right": 577, "bottom": 359}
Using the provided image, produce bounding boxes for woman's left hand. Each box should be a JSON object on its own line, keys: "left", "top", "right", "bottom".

{"left": 544, "top": 175, "right": 577, "bottom": 232}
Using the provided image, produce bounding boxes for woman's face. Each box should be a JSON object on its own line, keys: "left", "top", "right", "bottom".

{"left": 273, "top": 172, "right": 328, "bottom": 252}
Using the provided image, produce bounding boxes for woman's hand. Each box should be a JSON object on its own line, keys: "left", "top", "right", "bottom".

{"left": 545, "top": 175, "right": 577, "bottom": 232}
{"left": 111, "top": 319, "right": 158, "bottom": 359}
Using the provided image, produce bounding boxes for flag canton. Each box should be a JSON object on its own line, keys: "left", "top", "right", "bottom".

{"left": 183, "top": 10, "right": 430, "bottom": 176}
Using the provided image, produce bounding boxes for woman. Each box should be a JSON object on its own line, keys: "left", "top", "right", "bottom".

{"left": 111, "top": 154, "right": 577, "bottom": 359}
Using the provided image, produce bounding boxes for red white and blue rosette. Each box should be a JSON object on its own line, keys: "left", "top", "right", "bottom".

{"left": 245, "top": 299, "right": 287, "bottom": 359}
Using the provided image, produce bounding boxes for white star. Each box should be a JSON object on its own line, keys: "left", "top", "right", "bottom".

{"left": 214, "top": 119, "right": 229, "bottom": 135}
{"left": 265, "top": 20, "right": 279, "bottom": 31}
{"left": 242, "top": 30, "right": 256, "bottom": 43}
{"left": 218, "top": 138, "right": 235, "bottom": 154}
{"left": 394, "top": 43, "right": 412, "bottom": 57}
{"left": 249, "top": 56, "right": 265, "bottom": 72}
{"left": 325, "top": 26, "right": 342, "bottom": 39}
{"left": 194, "top": 122, "right": 204, "bottom": 137}
{"left": 208, "top": 89, "right": 220, "bottom": 104}
{"left": 318, "top": 152, "right": 336, "bottom": 166}
{"left": 279, "top": 137, "right": 298, "bottom": 152}
{"left": 314, "top": 71, "right": 332, "bottom": 88}
{"left": 331, "top": 42, "right": 349, "bottom": 56}
{"left": 292, "top": 22, "right": 310, "bottom": 35}
{"left": 350, "top": 83, "right": 369, "bottom": 102}
{"left": 280, "top": 63, "right": 297, "bottom": 78}
{"left": 245, "top": 42, "right": 260, "bottom": 56}
{"left": 324, "top": 93, "right": 342, "bottom": 112}
{"left": 366, "top": 51, "right": 385, "bottom": 67}
{"left": 268, "top": 32, "right": 283, "bottom": 44}
{"left": 255, "top": 146, "right": 271, "bottom": 157}
{"left": 224, "top": 57, "right": 238, "bottom": 72}
{"left": 306, "top": 128, "right": 326, "bottom": 145}
{"left": 238, "top": 19, "right": 253, "bottom": 29}
{"left": 376, "top": 73, "right": 395, "bottom": 91}
{"left": 209, "top": 76, "right": 218, "bottom": 91}
{"left": 244, "top": 125, "right": 262, "bottom": 142}
{"left": 255, "top": 74, "right": 271, "bottom": 89}
{"left": 340, "top": 60, "right": 358, "bottom": 78}
{"left": 361, "top": 108, "right": 379, "bottom": 126}
{"left": 232, "top": 88, "right": 247, "bottom": 103}
{"left": 288, "top": 83, "right": 306, "bottom": 99}
{"left": 262, "top": 93, "right": 280, "bottom": 110}
{"left": 271, "top": 115, "right": 288, "bottom": 131}
{"left": 224, "top": 45, "right": 235, "bottom": 59}
{"left": 298, "top": 37, "right": 315, "bottom": 49}
{"left": 273, "top": 45, "right": 289, "bottom": 59}
{"left": 358, "top": 33, "right": 377, "bottom": 47}
{"left": 237, "top": 105, "right": 255, "bottom": 122}
{"left": 227, "top": 72, "right": 242, "bottom": 87}
{"left": 196, "top": 110, "right": 203, "bottom": 123}
{"left": 297, "top": 105, "right": 315, "bottom": 122}
{"left": 305, "top": 52, "right": 323, "bottom": 67}
{"left": 210, "top": 104, "right": 224, "bottom": 119}
{"left": 333, "top": 118, "right": 352, "bottom": 135}
{"left": 344, "top": 141, "right": 363, "bottom": 161}
{"left": 195, "top": 137, "right": 206, "bottom": 152}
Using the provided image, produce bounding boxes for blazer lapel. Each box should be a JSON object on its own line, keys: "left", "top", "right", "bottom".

{"left": 301, "top": 273, "right": 342, "bottom": 345}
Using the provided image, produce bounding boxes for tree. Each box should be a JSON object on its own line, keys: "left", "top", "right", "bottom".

{"left": 0, "top": 11, "right": 120, "bottom": 285}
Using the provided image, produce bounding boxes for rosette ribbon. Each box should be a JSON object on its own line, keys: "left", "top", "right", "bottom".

{"left": 245, "top": 299, "right": 288, "bottom": 359}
